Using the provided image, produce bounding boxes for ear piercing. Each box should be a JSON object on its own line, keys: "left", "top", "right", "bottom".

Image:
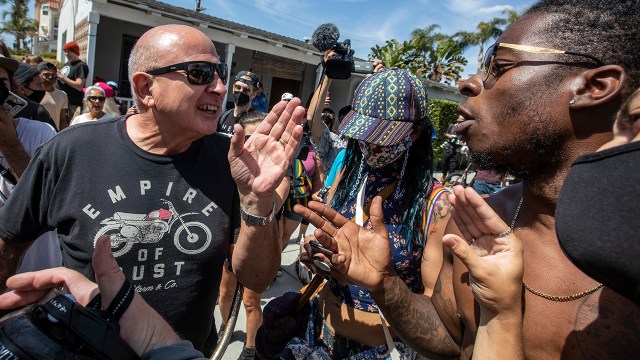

{"left": 569, "top": 99, "right": 576, "bottom": 105}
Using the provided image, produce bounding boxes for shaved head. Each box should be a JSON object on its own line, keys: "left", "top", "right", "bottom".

{"left": 128, "top": 24, "right": 219, "bottom": 106}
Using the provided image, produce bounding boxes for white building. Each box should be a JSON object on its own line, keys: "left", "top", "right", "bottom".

{"left": 54, "top": 0, "right": 464, "bottom": 110}
{"left": 34, "top": 0, "right": 61, "bottom": 53}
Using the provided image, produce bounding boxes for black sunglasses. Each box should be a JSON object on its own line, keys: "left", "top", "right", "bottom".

{"left": 482, "top": 42, "right": 605, "bottom": 83}
{"left": 147, "top": 61, "right": 228, "bottom": 85}
{"left": 87, "top": 96, "right": 106, "bottom": 102}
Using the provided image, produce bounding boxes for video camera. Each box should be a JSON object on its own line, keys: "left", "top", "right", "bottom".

{"left": 311, "top": 23, "right": 374, "bottom": 80}
{"left": 0, "top": 289, "right": 139, "bottom": 360}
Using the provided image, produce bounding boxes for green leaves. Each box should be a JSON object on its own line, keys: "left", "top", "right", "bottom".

{"left": 428, "top": 98, "right": 460, "bottom": 166}
{"left": 367, "top": 9, "right": 526, "bottom": 82}
{"left": 368, "top": 25, "right": 467, "bottom": 84}
{"left": 0, "top": 0, "right": 37, "bottom": 51}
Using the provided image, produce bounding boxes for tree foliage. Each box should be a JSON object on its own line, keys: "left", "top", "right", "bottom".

{"left": 369, "top": 24, "right": 467, "bottom": 84}
{"left": 367, "top": 8, "right": 527, "bottom": 83}
{"left": 0, "top": 0, "right": 37, "bottom": 51}
{"left": 428, "top": 98, "right": 460, "bottom": 166}
{"left": 369, "top": 39, "right": 414, "bottom": 69}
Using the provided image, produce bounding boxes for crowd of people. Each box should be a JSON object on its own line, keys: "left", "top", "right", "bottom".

{"left": 0, "top": 0, "right": 638, "bottom": 359}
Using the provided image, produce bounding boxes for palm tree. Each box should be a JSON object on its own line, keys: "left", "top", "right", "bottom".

{"left": 423, "top": 38, "right": 467, "bottom": 83}
{"left": 408, "top": 24, "right": 448, "bottom": 77}
{"left": 0, "top": 0, "right": 37, "bottom": 51}
{"left": 501, "top": 8, "right": 523, "bottom": 25}
{"left": 454, "top": 18, "right": 507, "bottom": 72}
{"left": 410, "top": 24, "right": 448, "bottom": 52}
{"left": 369, "top": 39, "right": 414, "bottom": 69}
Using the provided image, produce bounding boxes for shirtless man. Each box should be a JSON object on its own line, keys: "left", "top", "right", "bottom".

{"left": 294, "top": 1, "right": 640, "bottom": 359}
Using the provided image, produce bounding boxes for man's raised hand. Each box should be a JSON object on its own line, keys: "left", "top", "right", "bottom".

{"left": 229, "top": 98, "right": 304, "bottom": 211}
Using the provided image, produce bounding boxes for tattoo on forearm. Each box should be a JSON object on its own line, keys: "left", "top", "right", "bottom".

{"left": 379, "top": 276, "right": 460, "bottom": 358}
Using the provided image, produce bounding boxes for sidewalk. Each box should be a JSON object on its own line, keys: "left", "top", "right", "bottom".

{"left": 214, "top": 228, "right": 306, "bottom": 359}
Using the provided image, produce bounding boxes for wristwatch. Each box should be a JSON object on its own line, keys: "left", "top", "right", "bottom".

{"left": 240, "top": 202, "right": 275, "bottom": 226}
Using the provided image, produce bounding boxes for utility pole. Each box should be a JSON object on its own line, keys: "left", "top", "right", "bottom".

{"left": 195, "top": 0, "right": 206, "bottom": 13}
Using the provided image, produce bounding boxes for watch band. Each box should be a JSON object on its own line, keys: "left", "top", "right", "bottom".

{"left": 240, "top": 202, "right": 275, "bottom": 226}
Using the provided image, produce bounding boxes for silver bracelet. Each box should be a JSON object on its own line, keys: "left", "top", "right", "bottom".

{"left": 239, "top": 202, "right": 275, "bottom": 226}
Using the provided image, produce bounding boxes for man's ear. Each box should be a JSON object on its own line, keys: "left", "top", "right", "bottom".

{"left": 14, "top": 84, "right": 25, "bottom": 96}
{"left": 131, "top": 72, "right": 154, "bottom": 108}
{"left": 571, "top": 65, "right": 626, "bottom": 109}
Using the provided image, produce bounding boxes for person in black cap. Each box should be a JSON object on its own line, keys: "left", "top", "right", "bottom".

{"left": 12, "top": 62, "right": 56, "bottom": 130}
{"left": 216, "top": 70, "right": 261, "bottom": 135}
{"left": 0, "top": 56, "right": 61, "bottom": 276}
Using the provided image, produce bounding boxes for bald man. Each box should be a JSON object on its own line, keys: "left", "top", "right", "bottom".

{"left": 0, "top": 24, "right": 305, "bottom": 355}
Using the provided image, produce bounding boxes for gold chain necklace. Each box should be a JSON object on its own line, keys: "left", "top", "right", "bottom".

{"left": 510, "top": 198, "right": 604, "bottom": 302}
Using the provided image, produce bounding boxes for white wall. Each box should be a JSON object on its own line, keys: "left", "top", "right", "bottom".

{"left": 56, "top": 0, "right": 78, "bottom": 61}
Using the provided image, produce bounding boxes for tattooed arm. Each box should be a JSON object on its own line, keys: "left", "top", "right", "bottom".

{"left": 421, "top": 191, "right": 452, "bottom": 296}
{"left": 376, "top": 189, "right": 462, "bottom": 359}
{"left": 372, "top": 270, "right": 462, "bottom": 359}
{"left": 294, "top": 196, "right": 463, "bottom": 359}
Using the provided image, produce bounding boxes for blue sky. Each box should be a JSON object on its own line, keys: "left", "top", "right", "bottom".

{"left": 4, "top": 0, "right": 534, "bottom": 76}
{"left": 195, "top": 0, "right": 536, "bottom": 76}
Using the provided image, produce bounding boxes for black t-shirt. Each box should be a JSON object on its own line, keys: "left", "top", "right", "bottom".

{"left": 556, "top": 141, "right": 640, "bottom": 305}
{"left": 55, "top": 60, "right": 89, "bottom": 106}
{"left": 15, "top": 97, "right": 57, "bottom": 130}
{"left": 216, "top": 108, "right": 255, "bottom": 136}
{"left": 0, "top": 116, "right": 240, "bottom": 353}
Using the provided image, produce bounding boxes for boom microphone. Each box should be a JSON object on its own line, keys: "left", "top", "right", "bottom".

{"left": 311, "top": 23, "right": 340, "bottom": 52}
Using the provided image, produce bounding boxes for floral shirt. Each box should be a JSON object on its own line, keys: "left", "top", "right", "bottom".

{"left": 329, "top": 161, "right": 426, "bottom": 313}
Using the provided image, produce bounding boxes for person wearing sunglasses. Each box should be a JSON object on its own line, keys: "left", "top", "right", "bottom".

{"left": 0, "top": 24, "right": 305, "bottom": 357}
{"left": 70, "top": 85, "right": 110, "bottom": 126}
{"left": 291, "top": 1, "right": 640, "bottom": 359}
{"left": 216, "top": 70, "right": 262, "bottom": 136}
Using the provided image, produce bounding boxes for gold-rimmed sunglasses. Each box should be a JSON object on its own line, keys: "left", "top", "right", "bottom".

{"left": 481, "top": 42, "right": 605, "bottom": 82}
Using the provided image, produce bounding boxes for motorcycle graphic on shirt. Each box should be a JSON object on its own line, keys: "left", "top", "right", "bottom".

{"left": 93, "top": 199, "right": 212, "bottom": 257}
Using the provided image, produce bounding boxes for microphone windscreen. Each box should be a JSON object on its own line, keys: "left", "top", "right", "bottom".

{"left": 311, "top": 23, "right": 340, "bottom": 52}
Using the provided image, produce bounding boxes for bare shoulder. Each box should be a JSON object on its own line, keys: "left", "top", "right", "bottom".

{"left": 564, "top": 287, "right": 640, "bottom": 359}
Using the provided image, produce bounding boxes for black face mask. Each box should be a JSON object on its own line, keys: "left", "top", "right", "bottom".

{"left": 26, "top": 88, "right": 46, "bottom": 103}
{"left": 233, "top": 91, "right": 250, "bottom": 107}
{"left": 556, "top": 142, "right": 640, "bottom": 305}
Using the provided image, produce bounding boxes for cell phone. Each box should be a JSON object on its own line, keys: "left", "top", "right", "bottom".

{"left": 309, "top": 240, "right": 335, "bottom": 257}
{"left": 2, "top": 91, "right": 28, "bottom": 118}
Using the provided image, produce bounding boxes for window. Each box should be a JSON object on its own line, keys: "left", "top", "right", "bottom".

{"left": 42, "top": 4, "right": 49, "bottom": 15}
